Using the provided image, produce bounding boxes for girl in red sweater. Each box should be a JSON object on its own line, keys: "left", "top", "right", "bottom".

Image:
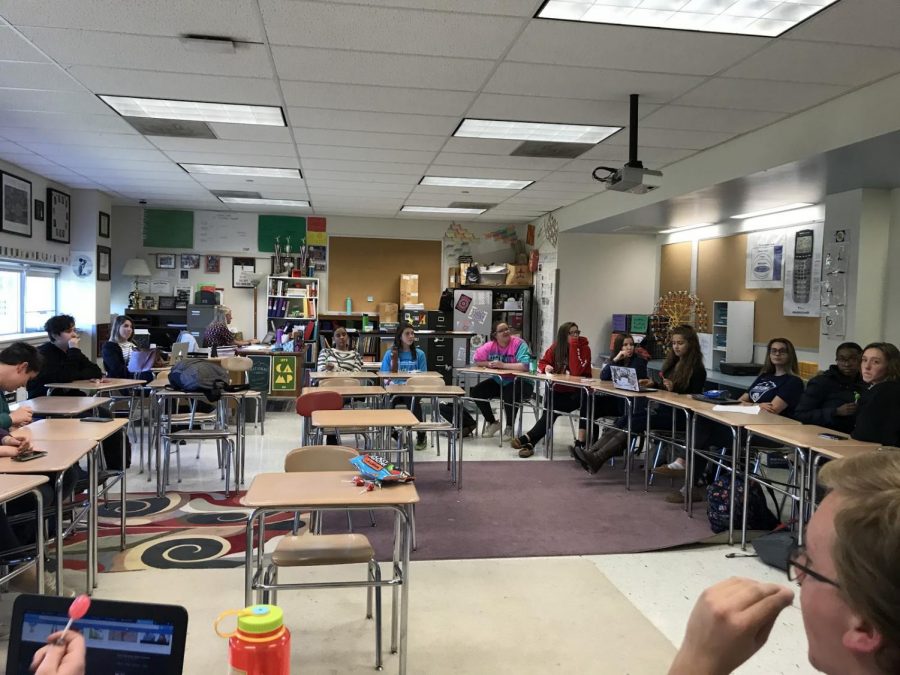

{"left": 511, "top": 321, "right": 591, "bottom": 458}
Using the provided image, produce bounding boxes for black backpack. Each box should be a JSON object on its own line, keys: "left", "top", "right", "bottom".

{"left": 169, "top": 360, "right": 230, "bottom": 402}
{"left": 707, "top": 474, "right": 779, "bottom": 534}
{"left": 439, "top": 289, "right": 454, "bottom": 313}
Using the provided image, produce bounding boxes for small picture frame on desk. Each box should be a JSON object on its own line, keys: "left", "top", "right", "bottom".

{"left": 157, "top": 296, "right": 176, "bottom": 310}
{"left": 142, "top": 296, "right": 157, "bottom": 310}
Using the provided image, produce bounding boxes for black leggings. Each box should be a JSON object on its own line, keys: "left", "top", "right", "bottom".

{"left": 390, "top": 396, "right": 426, "bottom": 441}
{"left": 522, "top": 390, "right": 586, "bottom": 445}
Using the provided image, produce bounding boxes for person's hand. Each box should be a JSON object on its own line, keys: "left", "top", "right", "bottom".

{"left": 759, "top": 402, "right": 778, "bottom": 413}
{"left": 250, "top": 338, "right": 259, "bottom": 345}
{"left": 663, "top": 378, "right": 674, "bottom": 392}
{"left": 488, "top": 360, "right": 502, "bottom": 369}
{"left": 668, "top": 578, "right": 793, "bottom": 675}
{"left": 638, "top": 378, "right": 653, "bottom": 388}
{"left": 615, "top": 350, "right": 628, "bottom": 362}
{"left": 10, "top": 407, "right": 33, "bottom": 426}
{"left": 67, "top": 337, "right": 80, "bottom": 349}
{"left": 2, "top": 435, "right": 31, "bottom": 452}
{"left": 31, "top": 631, "right": 86, "bottom": 675}
{"left": 835, "top": 402, "right": 857, "bottom": 416}
{"left": 543, "top": 365, "right": 554, "bottom": 374}
{"left": 324, "top": 361, "right": 336, "bottom": 371}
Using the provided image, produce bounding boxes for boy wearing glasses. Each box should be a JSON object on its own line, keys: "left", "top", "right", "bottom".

{"left": 670, "top": 451, "right": 900, "bottom": 674}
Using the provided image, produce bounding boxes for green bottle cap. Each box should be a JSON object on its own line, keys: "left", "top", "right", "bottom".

{"left": 237, "top": 605, "right": 284, "bottom": 634}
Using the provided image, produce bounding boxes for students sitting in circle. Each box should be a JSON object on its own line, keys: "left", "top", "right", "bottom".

{"left": 794, "top": 341, "right": 865, "bottom": 434}
{"left": 670, "top": 451, "right": 900, "bottom": 675}
{"left": 102, "top": 314, "right": 155, "bottom": 383}
{"left": 851, "top": 341, "right": 900, "bottom": 448}
{"left": 202, "top": 306, "right": 258, "bottom": 350}
{"left": 381, "top": 323, "right": 428, "bottom": 451}
{"left": 511, "top": 321, "right": 591, "bottom": 459}
{"left": 317, "top": 326, "right": 364, "bottom": 372}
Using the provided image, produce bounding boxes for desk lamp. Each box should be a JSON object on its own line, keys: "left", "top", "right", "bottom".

{"left": 122, "top": 258, "right": 151, "bottom": 309}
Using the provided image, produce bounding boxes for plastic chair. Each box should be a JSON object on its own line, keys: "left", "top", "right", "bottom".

{"left": 296, "top": 390, "right": 344, "bottom": 445}
{"left": 259, "top": 446, "right": 384, "bottom": 669}
{"left": 319, "top": 378, "right": 363, "bottom": 388}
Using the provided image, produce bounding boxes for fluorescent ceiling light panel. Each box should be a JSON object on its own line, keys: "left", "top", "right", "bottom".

{"left": 180, "top": 164, "right": 301, "bottom": 179}
{"left": 455, "top": 119, "right": 620, "bottom": 144}
{"left": 218, "top": 197, "right": 310, "bottom": 207}
{"left": 537, "top": 0, "right": 837, "bottom": 37}
{"left": 99, "top": 95, "right": 285, "bottom": 126}
{"left": 420, "top": 176, "right": 533, "bottom": 190}
{"left": 659, "top": 222, "right": 712, "bottom": 234}
{"left": 731, "top": 202, "right": 814, "bottom": 219}
{"left": 741, "top": 205, "right": 823, "bottom": 231}
{"left": 401, "top": 206, "right": 486, "bottom": 215}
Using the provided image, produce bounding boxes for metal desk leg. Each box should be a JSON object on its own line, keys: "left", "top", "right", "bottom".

{"left": 728, "top": 426, "right": 739, "bottom": 546}
{"left": 120, "top": 427, "right": 127, "bottom": 551}
{"left": 682, "top": 409, "right": 692, "bottom": 512}
{"left": 55, "top": 472, "right": 64, "bottom": 595}
{"left": 624, "top": 398, "right": 633, "bottom": 490}
{"left": 644, "top": 402, "right": 653, "bottom": 491}
{"left": 796, "top": 448, "right": 806, "bottom": 547}
{"left": 546, "top": 382, "right": 555, "bottom": 459}
{"left": 398, "top": 505, "right": 412, "bottom": 675}
{"left": 741, "top": 433, "right": 753, "bottom": 551}
{"left": 32, "top": 489, "right": 44, "bottom": 594}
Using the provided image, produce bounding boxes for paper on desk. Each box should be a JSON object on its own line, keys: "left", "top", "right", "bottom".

{"left": 713, "top": 405, "right": 760, "bottom": 414}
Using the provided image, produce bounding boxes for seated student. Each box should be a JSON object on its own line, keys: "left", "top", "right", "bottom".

{"left": 851, "top": 341, "right": 900, "bottom": 447}
{"left": 27, "top": 315, "right": 130, "bottom": 470}
{"left": 381, "top": 324, "right": 428, "bottom": 451}
{"left": 670, "top": 451, "right": 900, "bottom": 675}
{"left": 101, "top": 314, "right": 156, "bottom": 383}
{"left": 202, "top": 306, "right": 258, "bottom": 350}
{"left": 659, "top": 337, "right": 804, "bottom": 503}
{"left": 317, "top": 326, "right": 364, "bottom": 372}
{"left": 511, "top": 321, "right": 591, "bottom": 459}
{"left": 442, "top": 321, "right": 533, "bottom": 439}
{"left": 578, "top": 324, "right": 705, "bottom": 475}
{"left": 794, "top": 341, "right": 865, "bottom": 434}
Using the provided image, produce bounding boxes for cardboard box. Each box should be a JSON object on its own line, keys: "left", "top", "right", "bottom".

{"left": 505, "top": 264, "right": 532, "bottom": 286}
{"left": 377, "top": 302, "right": 398, "bottom": 323}
{"left": 399, "top": 274, "right": 419, "bottom": 305}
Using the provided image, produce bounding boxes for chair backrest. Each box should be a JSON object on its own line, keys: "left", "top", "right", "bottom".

{"left": 295, "top": 389, "right": 344, "bottom": 417}
{"left": 591, "top": 366, "right": 601, "bottom": 379}
{"left": 405, "top": 376, "right": 444, "bottom": 387}
{"left": 284, "top": 445, "right": 359, "bottom": 472}
{"left": 319, "top": 378, "right": 362, "bottom": 388}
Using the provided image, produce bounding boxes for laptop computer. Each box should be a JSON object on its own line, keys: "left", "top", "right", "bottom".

{"left": 5, "top": 594, "right": 188, "bottom": 675}
{"left": 169, "top": 342, "right": 189, "bottom": 362}
{"left": 610, "top": 366, "right": 657, "bottom": 393}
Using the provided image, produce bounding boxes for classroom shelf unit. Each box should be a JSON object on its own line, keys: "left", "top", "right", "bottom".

{"left": 712, "top": 300, "right": 755, "bottom": 371}
{"left": 267, "top": 276, "right": 318, "bottom": 322}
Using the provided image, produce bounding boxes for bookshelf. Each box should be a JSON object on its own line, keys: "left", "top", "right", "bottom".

{"left": 267, "top": 275, "right": 319, "bottom": 372}
{"left": 712, "top": 300, "right": 755, "bottom": 371}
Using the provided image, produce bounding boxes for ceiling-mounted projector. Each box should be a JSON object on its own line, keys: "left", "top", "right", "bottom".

{"left": 593, "top": 94, "right": 662, "bottom": 195}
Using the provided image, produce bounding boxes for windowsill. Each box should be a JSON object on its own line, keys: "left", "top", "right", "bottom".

{"left": 0, "top": 332, "right": 45, "bottom": 346}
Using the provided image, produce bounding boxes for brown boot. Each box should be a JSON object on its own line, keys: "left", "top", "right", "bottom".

{"left": 584, "top": 430, "right": 628, "bottom": 474}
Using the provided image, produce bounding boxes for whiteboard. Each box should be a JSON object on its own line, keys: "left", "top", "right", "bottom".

{"left": 194, "top": 210, "right": 257, "bottom": 253}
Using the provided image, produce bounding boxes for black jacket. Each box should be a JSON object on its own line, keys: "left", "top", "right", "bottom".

{"left": 794, "top": 366, "right": 865, "bottom": 434}
{"left": 27, "top": 342, "right": 102, "bottom": 398}
{"left": 852, "top": 380, "right": 900, "bottom": 447}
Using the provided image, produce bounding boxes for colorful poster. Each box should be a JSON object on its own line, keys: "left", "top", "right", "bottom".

{"left": 271, "top": 355, "right": 297, "bottom": 391}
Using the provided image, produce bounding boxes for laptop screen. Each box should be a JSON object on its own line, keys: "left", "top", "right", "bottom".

{"left": 7, "top": 596, "right": 187, "bottom": 675}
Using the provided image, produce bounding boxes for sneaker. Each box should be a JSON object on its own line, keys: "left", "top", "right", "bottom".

{"left": 518, "top": 444, "right": 534, "bottom": 458}
{"left": 652, "top": 461, "right": 686, "bottom": 477}
{"left": 511, "top": 435, "right": 529, "bottom": 450}
{"left": 415, "top": 436, "right": 428, "bottom": 451}
{"left": 502, "top": 427, "right": 514, "bottom": 440}
{"left": 483, "top": 421, "right": 501, "bottom": 438}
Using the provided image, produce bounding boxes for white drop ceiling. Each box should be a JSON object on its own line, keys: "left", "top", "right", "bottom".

{"left": 0, "top": 0, "right": 899, "bottom": 224}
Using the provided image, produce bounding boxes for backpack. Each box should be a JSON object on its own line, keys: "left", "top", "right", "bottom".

{"left": 707, "top": 474, "right": 779, "bottom": 534}
{"left": 465, "top": 265, "right": 481, "bottom": 285}
{"left": 438, "top": 289, "right": 454, "bottom": 313}
{"left": 168, "top": 360, "right": 230, "bottom": 402}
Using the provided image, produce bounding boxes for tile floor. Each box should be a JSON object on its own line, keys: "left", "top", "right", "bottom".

{"left": 68, "top": 403, "right": 817, "bottom": 672}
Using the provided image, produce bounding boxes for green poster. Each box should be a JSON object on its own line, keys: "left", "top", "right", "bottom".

{"left": 248, "top": 355, "right": 271, "bottom": 392}
{"left": 271, "top": 355, "right": 297, "bottom": 391}
{"left": 630, "top": 314, "right": 649, "bottom": 333}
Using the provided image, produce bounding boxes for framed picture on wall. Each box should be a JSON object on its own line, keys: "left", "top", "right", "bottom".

{"left": 1, "top": 171, "right": 32, "bottom": 237}
{"left": 98, "top": 211, "right": 110, "bottom": 238}
{"left": 205, "top": 255, "right": 220, "bottom": 273}
{"left": 180, "top": 254, "right": 200, "bottom": 269}
{"left": 46, "top": 188, "right": 70, "bottom": 243}
{"left": 97, "top": 245, "right": 111, "bottom": 281}
{"left": 156, "top": 253, "right": 176, "bottom": 269}
{"left": 232, "top": 257, "right": 256, "bottom": 288}
{"left": 34, "top": 199, "right": 44, "bottom": 222}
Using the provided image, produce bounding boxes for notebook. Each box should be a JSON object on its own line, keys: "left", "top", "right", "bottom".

{"left": 610, "top": 366, "right": 657, "bottom": 393}
{"left": 5, "top": 594, "right": 188, "bottom": 675}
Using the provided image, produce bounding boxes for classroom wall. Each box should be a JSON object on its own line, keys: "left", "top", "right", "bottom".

{"left": 557, "top": 233, "right": 658, "bottom": 358}
{"left": 883, "top": 188, "right": 900, "bottom": 341}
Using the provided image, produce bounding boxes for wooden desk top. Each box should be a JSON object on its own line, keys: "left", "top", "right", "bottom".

{"left": 385, "top": 385, "right": 465, "bottom": 396}
{"left": 693, "top": 405, "right": 801, "bottom": 428}
{"left": 308, "top": 371, "right": 377, "bottom": 381}
{"left": 0, "top": 474, "right": 49, "bottom": 501}
{"left": 809, "top": 444, "right": 897, "bottom": 460}
{"left": 590, "top": 380, "right": 650, "bottom": 398}
{"left": 301, "top": 386, "right": 387, "bottom": 397}
{"left": 643, "top": 390, "right": 701, "bottom": 408}
{"left": 45, "top": 378, "right": 146, "bottom": 393}
{"left": 0, "top": 439, "right": 97, "bottom": 473}
{"left": 311, "top": 409, "right": 419, "bottom": 428}
{"left": 374, "top": 371, "right": 443, "bottom": 380}
{"left": 744, "top": 424, "right": 872, "bottom": 449}
{"left": 14, "top": 418, "right": 129, "bottom": 442}
{"left": 13, "top": 396, "right": 108, "bottom": 416}
{"left": 242, "top": 471, "right": 419, "bottom": 508}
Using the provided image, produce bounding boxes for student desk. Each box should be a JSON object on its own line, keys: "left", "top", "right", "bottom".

{"left": 13, "top": 396, "right": 108, "bottom": 417}
{"left": 689, "top": 406, "right": 800, "bottom": 546}
{"left": 516, "top": 373, "right": 599, "bottom": 459}
{"left": 0, "top": 438, "right": 98, "bottom": 595}
{"left": 0, "top": 474, "right": 48, "bottom": 594}
{"left": 301, "top": 385, "right": 387, "bottom": 402}
{"left": 641, "top": 391, "right": 700, "bottom": 501}
{"left": 455, "top": 366, "right": 531, "bottom": 448}
{"left": 375, "top": 371, "right": 444, "bottom": 382}
{"left": 242, "top": 471, "right": 418, "bottom": 675}
{"left": 310, "top": 409, "right": 419, "bottom": 471}
{"left": 308, "top": 370, "right": 378, "bottom": 385}
{"left": 590, "top": 381, "right": 651, "bottom": 489}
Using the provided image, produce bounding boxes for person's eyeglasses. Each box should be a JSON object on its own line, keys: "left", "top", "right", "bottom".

{"left": 787, "top": 544, "right": 840, "bottom": 589}
{"left": 770, "top": 348, "right": 788, "bottom": 354}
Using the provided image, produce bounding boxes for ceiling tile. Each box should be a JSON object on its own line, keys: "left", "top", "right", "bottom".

{"left": 281, "top": 81, "right": 474, "bottom": 116}
{"left": 441, "top": 138, "right": 522, "bottom": 155}
{"left": 467, "top": 93, "right": 650, "bottom": 126}
{"left": 431, "top": 152, "right": 569, "bottom": 171}
{"left": 573, "top": 144, "right": 695, "bottom": 164}
{"left": 291, "top": 128, "right": 446, "bottom": 151}
{"left": 302, "top": 158, "right": 426, "bottom": 175}
{"left": 0, "top": 62, "right": 83, "bottom": 91}
{"left": 640, "top": 105, "right": 785, "bottom": 134}
{"left": 148, "top": 137, "right": 297, "bottom": 157}
{"left": 161, "top": 151, "right": 299, "bottom": 168}
{"left": 427, "top": 165, "right": 550, "bottom": 181}
{"left": 506, "top": 20, "right": 766, "bottom": 75}
{"left": 676, "top": 78, "right": 849, "bottom": 113}
{"left": 723, "top": 41, "right": 900, "bottom": 87}
{"left": 297, "top": 145, "right": 436, "bottom": 164}
{"left": 786, "top": 0, "right": 900, "bottom": 49}
{"left": 329, "top": 0, "right": 539, "bottom": 16}
{"left": 0, "top": 89, "right": 110, "bottom": 115}
{"left": 287, "top": 108, "right": 457, "bottom": 135}
{"left": 208, "top": 124, "right": 293, "bottom": 143}
{"left": 0, "top": 26, "right": 49, "bottom": 62}
{"left": 0, "top": 110, "right": 134, "bottom": 133}
{"left": 260, "top": 0, "right": 525, "bottom": 59}
{"left": 603, "top": 127, "right": 735, "bottom": 150}
{"left": 303, "top": 170, "right": 418, "bottom": 186}
{"left": 310, "top": 185, "right": 412, "bottom": 198}
{"left": 272, "top": 46, "right": 494, "bottom": 90}
{"left": 23, "top": 143, "right": 168, "bottom": 162}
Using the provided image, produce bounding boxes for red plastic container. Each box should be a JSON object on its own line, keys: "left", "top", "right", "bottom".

{"left": 216, "top": 604, "right": 291, "bottom": 675}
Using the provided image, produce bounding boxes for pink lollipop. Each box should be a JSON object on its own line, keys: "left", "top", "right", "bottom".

{"left": 56, "top": 594, "right": 90, "bottom": 645}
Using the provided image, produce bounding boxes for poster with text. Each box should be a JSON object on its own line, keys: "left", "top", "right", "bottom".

{"left": 783, "top": 221, "right": 824, "bottom": 317}
{"left": 745, "top": 231, "right": 784, "bottom": 288}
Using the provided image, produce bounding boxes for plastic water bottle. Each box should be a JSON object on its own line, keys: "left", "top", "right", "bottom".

{"left": 215, "top": 604, "right": 291, "bottom": 675}
{"left": 529, "top": 358, "right": 537, "bottom": 374}
{"left": 362, "top": 313, "right": 369, "bottom": 332}
{"left": 346, "top": 296, "right": 352, "bottom": 313}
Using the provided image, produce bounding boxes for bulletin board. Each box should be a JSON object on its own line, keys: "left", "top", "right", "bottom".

{"left": 327, "top": 237, "right": 442, "bottom": 312}
{"left": 143, "top": 209, "right": 194, "bottom": 248}
{"left": 659, "top": 242, "right": 692, "bottom": 296}
{"left": 696, "top": 234, "right": 820, "bottom": 349}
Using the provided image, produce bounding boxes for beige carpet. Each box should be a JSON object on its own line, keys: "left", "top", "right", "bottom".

{"left": 2, "top": 557, "right": 677, "bottom": 674}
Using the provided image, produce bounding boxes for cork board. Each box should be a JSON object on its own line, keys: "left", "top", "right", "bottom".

{"left": 697, "top": 234, "right": 819, "bottom": 349}
{"left": 659, "top": 242, "right": 692, "bottom": 296}
{"left": 328, "top": 237, "right": 442, "bottom": 312}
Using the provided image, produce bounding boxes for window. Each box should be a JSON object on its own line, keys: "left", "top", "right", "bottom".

{"left": 0, "top": 262, "right": 59, "bottom": 337}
